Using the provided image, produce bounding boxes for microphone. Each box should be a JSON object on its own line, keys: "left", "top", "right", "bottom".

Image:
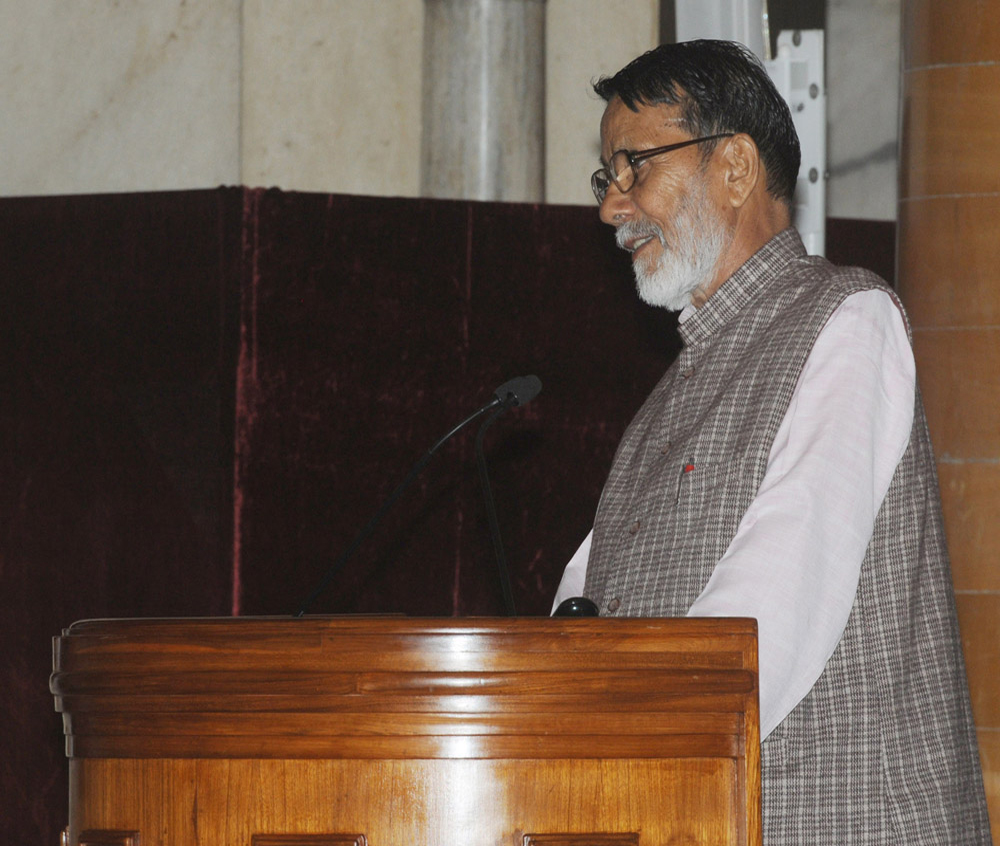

{"left": 478, "top": 374, "right": 543, "bottom": 616}
{"left": 494, "top": 375, "right": 541, "bottom": 407}
{"left": 294, "top": 374, "right": 542, "bottom": 617}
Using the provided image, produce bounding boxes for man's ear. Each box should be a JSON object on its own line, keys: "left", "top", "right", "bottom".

{"left": 720, "top": 134, "right": 761, "bottom": 209}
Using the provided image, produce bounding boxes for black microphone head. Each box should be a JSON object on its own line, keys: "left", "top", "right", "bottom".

{"left": 494, "top": 375, "right": 542, "bottom": 407}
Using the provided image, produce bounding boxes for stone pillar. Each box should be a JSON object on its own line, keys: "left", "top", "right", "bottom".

{"left": 898, "top": 1, "right": 1000, "bottom": 833}
{"left": 421, "top": 0, "right": 546, "bottom": 202}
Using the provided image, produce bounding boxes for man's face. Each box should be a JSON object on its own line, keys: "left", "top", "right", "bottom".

{"left": 598, "top": 97, "right": 732, "bottom": 310}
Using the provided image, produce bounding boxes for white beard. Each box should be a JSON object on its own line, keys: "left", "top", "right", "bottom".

{"left": 617, "top": 176, "right": 731, "bottom": 311}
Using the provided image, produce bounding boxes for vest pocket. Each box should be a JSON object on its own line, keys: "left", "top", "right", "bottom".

{"left": 670, "top": 454, "right": 758, "bottom": 510}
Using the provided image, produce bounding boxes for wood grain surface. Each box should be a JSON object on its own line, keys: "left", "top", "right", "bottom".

{"left": 54, "top": 616, "right": 760, "bottom": 846}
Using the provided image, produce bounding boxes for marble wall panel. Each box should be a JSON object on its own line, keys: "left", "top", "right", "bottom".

{"left": 0, "top": 0, "right": 910, "bottom": 220}
{"left": 241, "top": 0, "right": 424, "bottom": 195}
{"left": 0, "top": 0, "right": 660, "bottom": 202}
{"left": 826, "top": 0, "right": 900, "bottom": 220}
{"left": 0, "top": 0, "right": 241, "bottom": 195}
{"left": 545, "top": 0, "right": 660, "bottom": 206}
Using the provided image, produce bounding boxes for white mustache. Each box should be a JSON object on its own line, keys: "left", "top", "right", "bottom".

{"left": 615, "top": 219, "right": 665, "bottom": 252}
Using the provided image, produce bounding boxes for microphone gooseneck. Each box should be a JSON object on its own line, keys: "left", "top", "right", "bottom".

{"left": 475, "top": 401, "right": 517, "bottom": 616}
{"left": 479, "top": 375, "right": 542, "bottom": 616}
{"left": 293, "top": 375, "right": 541, "bottom": 617}
{"left": 475, "top": 374, "right": 543, "bottom": 616}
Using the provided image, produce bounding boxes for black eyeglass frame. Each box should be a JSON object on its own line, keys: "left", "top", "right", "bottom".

{"left": 591, "top": 133, "right": 735, "bottom": 203}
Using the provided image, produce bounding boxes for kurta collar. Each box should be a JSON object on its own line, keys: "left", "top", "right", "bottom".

{"left": 678, "top": 228, "right": 806, "bottom": 347}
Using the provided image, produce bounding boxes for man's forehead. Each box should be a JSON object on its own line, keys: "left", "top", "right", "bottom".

{"left": 600, "top": 98, "right": 686, "bottom": 148}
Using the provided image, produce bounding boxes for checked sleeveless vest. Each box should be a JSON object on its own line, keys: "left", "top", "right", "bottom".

{"left": 584, "top": 229, "right": 991, "bottom": 844}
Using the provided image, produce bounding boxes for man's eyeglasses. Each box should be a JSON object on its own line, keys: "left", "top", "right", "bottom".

{"left": 590, "top": 133, "right": 735, "bottom": 204}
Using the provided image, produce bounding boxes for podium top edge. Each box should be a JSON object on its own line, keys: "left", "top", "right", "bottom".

{"left": 59, "top": 615, "right": 758, "bottom": 638}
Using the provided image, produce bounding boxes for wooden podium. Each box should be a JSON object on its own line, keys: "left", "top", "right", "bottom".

{"left": 51, "top": 617, "right": 760, "bottom": 846}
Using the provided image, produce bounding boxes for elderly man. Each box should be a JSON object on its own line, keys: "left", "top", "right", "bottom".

{"left": 553, "top": 40, "right": 991, "bottom": 843}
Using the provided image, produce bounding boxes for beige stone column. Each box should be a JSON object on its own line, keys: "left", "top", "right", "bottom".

{"left": 421, "top": 0, "right": 546, "bottom": 202}
{"left": 898, "top": 1, "right": 1000, "bottom": 835}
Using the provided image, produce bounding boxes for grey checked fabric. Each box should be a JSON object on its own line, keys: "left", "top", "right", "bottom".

{"left": 585, "top": 229, "right": 991, "bottom": 843}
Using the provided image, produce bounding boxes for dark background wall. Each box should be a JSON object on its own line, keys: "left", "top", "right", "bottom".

{"left": 0, "top": 188, "right": 893, "bottom": 844}
{"left": 231, "top": 190, "right": 687, "bottom": 619}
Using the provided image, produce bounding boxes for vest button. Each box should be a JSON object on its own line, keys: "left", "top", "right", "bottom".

{"left": 628, "top": 520, "right": 641, "bottom": 535}
{"left": 681, "top": 368, "right": 695, "bottom": 379}
{"left": 607, "top": 598, "right": 621, "bottom": 612}
{"left": 660, "top": 441, "right": 672, "bottom": 455}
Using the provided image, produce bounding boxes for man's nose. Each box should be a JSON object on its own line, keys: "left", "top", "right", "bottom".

{"left": 599, "top": 184, "right": 633, "bottom": 226}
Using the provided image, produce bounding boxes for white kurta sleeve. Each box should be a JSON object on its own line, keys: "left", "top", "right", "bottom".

{"left": 551, "top": 530, "right": 592, "bottom": 611}
{"left": 686, "top": 289, "right": 914, "bottom": 737}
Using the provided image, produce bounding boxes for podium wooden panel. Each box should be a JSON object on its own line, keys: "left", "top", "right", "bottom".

{"left": 51, "top": 617, "right": 760, "bottom": 846}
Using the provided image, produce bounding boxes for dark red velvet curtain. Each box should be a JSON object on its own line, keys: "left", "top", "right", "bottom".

{"left": 0, "top": 187, "right": 893, "bottom": 844}
{"left": 1, "top": 190, "right": 241, "bottom": 842}
{"left": 232, "top": 190, "right": 684, "bottom": 619}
